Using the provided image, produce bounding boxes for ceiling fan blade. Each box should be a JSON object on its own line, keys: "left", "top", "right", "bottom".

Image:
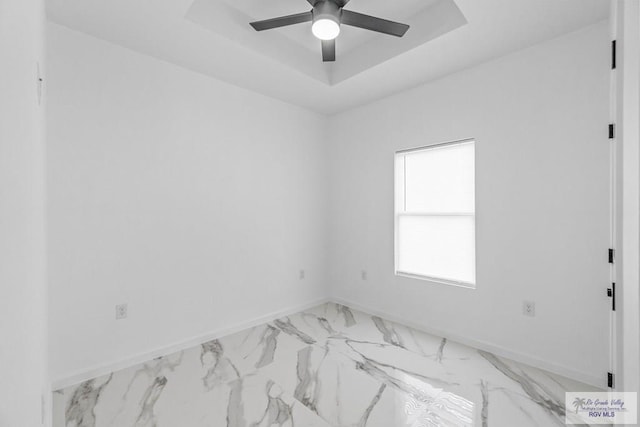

{"left": 321, "top": 39, "right": 336, "bottom": 62}
{"left": 341, "top": 10, "right": 409, "bottom": 37}
{"left": 250, "top": 11, "right": 312, "bottom": 31}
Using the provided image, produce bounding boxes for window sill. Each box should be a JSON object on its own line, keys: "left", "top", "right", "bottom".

{"left": 395, "top": 271, "right": 476, "bottom": 289}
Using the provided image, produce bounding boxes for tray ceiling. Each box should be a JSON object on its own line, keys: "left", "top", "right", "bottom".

{"left": 186, "top": 0, "right": 466, "bottom": 85}
{"left": 46, "top": 0, "right": 609, "bottom": 114}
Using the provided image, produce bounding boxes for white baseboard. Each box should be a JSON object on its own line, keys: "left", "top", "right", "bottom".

{"left": 331, "top": 296, "right": 604, "bottom": 389}
{"left": 51, "top": 295, "right": 603, "bottom": 391}
{"left": 50, "top": 297, "right": 330, "bottom": 391}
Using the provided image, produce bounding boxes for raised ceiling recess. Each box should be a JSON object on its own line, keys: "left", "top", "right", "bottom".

{"left": 186, "top": 0, "right": 467, "bottom": 85}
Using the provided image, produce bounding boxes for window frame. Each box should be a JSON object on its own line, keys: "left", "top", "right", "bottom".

{"left": 394, "top": 138, "right": 477, "bottom": 289}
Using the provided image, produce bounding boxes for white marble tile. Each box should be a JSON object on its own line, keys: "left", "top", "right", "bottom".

{"left": 152, "top": 372, "right": 333, "bottom": 427}
{"left": 271, "top": 303, "right": 372, "bottom": 347}
{"left": 277, "top": 303, "right": 449, "bottom": 361}
{"left": 56, "top": 353, "right": 331, "bottom": 426}
{"left": 215, "top": 322, "right": 309, "bottom": 380}
{"left": 54, "top": 302, "right": 605, "bottom": 427}
{"left": 261, "top": 343, "right": 476, "bottom": 427}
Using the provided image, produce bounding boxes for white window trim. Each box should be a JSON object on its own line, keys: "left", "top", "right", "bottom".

{"left": 393, "top": 138, "right": 477, "bottom": 289}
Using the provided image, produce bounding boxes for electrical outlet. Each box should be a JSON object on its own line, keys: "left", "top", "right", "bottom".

{"left": 523, "top": 301, "right": 535, "bottom": 317}
{"left": 361, "top": 270, "right": 367, "bottom": 280}
{"left": 299, "top": 270, "right": 305, "bottom": 280}
{"left": 116, "top": 303, "right": 128, "bottom": 320}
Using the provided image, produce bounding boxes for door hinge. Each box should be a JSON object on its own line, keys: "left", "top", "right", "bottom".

{"left": 609, "top": 124, "right": 615, "bottom": 139}
{"left": 608, "top": 372, "right": 615, "bottom": 388}
{"left": 607, "top": 283, "right": 616, "bottom": 311}
{"left": 609, "top": 248, "right": 615, "bottom": 263}
{"left": 612, "top": 40, "right": 617, "bottom": 70}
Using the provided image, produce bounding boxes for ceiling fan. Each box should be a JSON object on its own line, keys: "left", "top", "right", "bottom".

{"left": 249, "top": 0, "right": 410, "bottom": 62}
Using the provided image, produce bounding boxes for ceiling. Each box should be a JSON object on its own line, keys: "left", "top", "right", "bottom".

{"left": 46, "top": 0, "right": 609, "bottom": 114}
{"left": 185, "top": 0, "right": 466, "bottom": 85}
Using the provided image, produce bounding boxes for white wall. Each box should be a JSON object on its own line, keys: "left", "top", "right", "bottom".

{"left": 47, "top": 24, "right": 328, "bottom": 383}
{"left": 0, "top": 0, "right": 48, "bottom": 424}
{"left": 327, "top": 22, "right": 611, "bottom": 386}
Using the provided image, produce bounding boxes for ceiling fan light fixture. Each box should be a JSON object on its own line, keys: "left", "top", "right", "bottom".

{"left": 312, "top": 18, "right": 340, "bottom": 40}
{"left": 311, "top": 1, "right": 341, "bottom": 41}
{"left": 249, "top": 0, "right": 410, "bottom": 62}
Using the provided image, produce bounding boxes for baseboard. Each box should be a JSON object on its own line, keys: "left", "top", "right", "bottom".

{"left": 50, "top": 297, "right": 330, "bottom": 391}
{"left": 330, "top": 296, "right": 604, "bottom": 389}
{"left": 51, "top": 295, "right": 603, "bottom": 391}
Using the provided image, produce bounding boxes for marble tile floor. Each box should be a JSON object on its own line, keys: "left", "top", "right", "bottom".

{"left": 53, "top": 302, "right": 604, "bottom": 427}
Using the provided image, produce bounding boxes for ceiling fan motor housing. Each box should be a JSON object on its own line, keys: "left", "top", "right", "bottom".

{"left": 313, "top": 1, "right": 342, "bottom": 25}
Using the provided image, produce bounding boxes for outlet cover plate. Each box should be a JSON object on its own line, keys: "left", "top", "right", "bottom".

{"left": 116, "top": 304, "right": 128, "bottom": 320}
{"left": 523, "top": 301, "right": 535, "bottom": 317}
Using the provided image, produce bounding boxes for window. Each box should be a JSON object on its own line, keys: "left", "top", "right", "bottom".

{"left": 394, "top": 139, "right": 476, "bottom": 287}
